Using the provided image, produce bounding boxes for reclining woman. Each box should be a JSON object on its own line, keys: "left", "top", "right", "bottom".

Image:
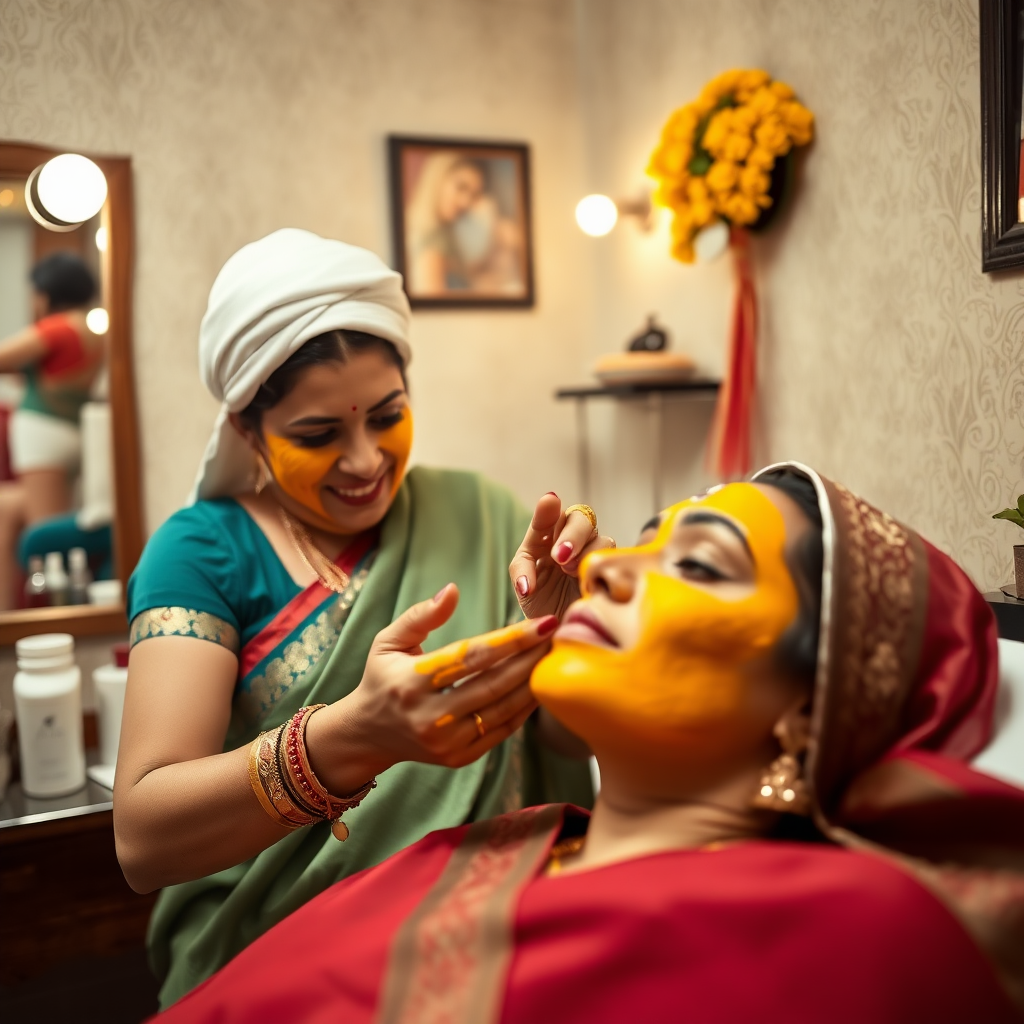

{"left": 155, "top": 464, "right": 1023, "bottom": 1023}
{"left": 115, "top": 229, "right": 603, "bottom": 1009}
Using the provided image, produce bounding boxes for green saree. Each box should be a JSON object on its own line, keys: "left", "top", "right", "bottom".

{"left": 147, "top": 467, "right": 592, "bottom": 1007}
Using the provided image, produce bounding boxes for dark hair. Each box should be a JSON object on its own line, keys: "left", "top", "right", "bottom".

{"left": 30, "top": 252, "right": 98, "bottom": 312}
{"left": 238, "top": 330, "right": 405, "bottom": 435}
{"left": 756, "top": 468, "right": 824, "bottom": 687}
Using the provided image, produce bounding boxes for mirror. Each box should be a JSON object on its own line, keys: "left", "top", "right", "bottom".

{"left": 0, "top": 142, "right": 141, "bottom": 643}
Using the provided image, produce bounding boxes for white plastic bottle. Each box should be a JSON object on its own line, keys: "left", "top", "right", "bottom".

{"left": 13, "top": 633, "right": 86, "bottom": 797}
{"left": 93, "top": 642, "right": 129, "bottom": 769}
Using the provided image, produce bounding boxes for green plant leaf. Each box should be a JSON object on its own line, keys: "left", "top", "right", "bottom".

{"left": 1017, "top": 494, "right": 1024, "bottom": 516}
{"left": 688, "top": 151, "right": 712, "bottom": 176}
{"left": 993, "top": 509, "right": 1024, "bottom": 529}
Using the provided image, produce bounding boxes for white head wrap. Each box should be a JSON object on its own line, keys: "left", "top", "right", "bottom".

{"left": 189, "top": 229, "right": 412, "bottom": 503}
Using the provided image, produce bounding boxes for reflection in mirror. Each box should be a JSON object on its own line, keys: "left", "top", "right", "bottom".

{"left": 0, "top": 165, "right": 115, "bottom": 612}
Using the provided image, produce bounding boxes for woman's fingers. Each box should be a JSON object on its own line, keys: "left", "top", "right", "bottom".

{"left": 372, "top": 584, "right": 460, "bottom": 654}
{"left": 414, "top": 615, "right": 558, "bottom": 690}
{"left": 550, "top": 509, "right": 601, "bottom": 574}
{"left": 509, "top": 492, "right": 564, "bottom": 599}
{"left": 446, "top": 700, "right": 539, "bottom": 768}
{"left": 436, "top": 678, "right": 538, "bottom": 751}
{"left": 434, "top": 639, "right": 550, "bottom": 720}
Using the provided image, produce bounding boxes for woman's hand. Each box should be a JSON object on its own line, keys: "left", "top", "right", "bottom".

{"left": 509, "top": 493, "right": 615, "bottom": 621}
{"left": 305, "top": 584, "right": 557, "bottom": 794}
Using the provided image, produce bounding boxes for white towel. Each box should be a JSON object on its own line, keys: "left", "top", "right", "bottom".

{"left": 190, "top": 229, "right": 411, "bottom": 503}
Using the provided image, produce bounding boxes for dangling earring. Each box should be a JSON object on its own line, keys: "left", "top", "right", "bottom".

{"left": 254, "top": 454, "right": 272, "bottom": 495}
{"left": 752, "top": 715, "right": 811, "bottom": 815}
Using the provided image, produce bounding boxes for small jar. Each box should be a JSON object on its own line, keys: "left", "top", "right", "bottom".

{"left": 13, "top": 633, "right": 86, "bottom": 797}
{"left": 93, "top": 642, "right": 129, "bottom": 769}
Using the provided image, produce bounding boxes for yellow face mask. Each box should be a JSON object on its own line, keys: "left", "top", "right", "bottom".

{"left": 264, "top": 408, "right": 414, "bottom": 526}
{"left": 531, "top": 483, "right": 800, "bottom": 760}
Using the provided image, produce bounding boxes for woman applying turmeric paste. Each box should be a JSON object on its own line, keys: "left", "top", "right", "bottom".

{"left": 114, "top": 229, "right": 607, "bottom": 1008}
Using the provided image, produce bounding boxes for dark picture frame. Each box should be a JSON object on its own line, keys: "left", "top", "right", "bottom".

{"left": 980, "top": 0, "right": 1024, "bottom": 271}
{"left": 387, "top": 135, "right": 535, "bottom": 308}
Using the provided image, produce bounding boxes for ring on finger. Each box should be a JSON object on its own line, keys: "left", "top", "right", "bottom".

{"left": 564, "top": 503, "right": 598, "bottom": 537}
{"left": 472, "top": 712, "right": 487, "bottom": 739}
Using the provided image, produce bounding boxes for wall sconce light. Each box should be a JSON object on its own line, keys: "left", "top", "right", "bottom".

{"left": 575, "top": 191, "right": 654, "bottom": 237}
{"left": 25, "top": 154, "right": 108, "bottom": 232}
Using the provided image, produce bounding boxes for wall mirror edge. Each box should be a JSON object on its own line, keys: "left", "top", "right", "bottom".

{"left": 0, "top": 140, "right": 142, "bottom": 642}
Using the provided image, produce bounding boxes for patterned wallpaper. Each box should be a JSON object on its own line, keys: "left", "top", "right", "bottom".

{"left": 579, "top": 0, "right": 1024, "bottom": 590}
{"left": 1, "top": 0, "right": 1021, "bottom": 592}
{"left": 0, "top": 0, "right": 597, "bottom": 531}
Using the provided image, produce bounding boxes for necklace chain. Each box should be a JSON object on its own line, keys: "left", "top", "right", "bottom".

{"left": 279, "top": 509, "right": 351, "bottom": 594}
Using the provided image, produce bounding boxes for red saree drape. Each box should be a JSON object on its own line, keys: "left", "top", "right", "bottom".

{"left": 156, "top": 804, "right": 1018, "bottom": 1024}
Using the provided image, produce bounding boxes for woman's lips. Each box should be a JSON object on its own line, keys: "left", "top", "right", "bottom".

{"left": 326, "top": 474, "right": 386, "bottom": 507}
{"left": 556, "top": 606, "right": 619, "bottom": 648}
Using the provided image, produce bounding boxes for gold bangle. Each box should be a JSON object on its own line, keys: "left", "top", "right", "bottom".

{"left": 247, "top": 727, "right": 317, "bottom": 830}
{"left": 563, "top": 503, "right": 598, "bottom": 535}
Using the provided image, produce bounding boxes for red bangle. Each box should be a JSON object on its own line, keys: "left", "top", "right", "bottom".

{"left": 280, "top": 705, "right": 377, "bottom": 842}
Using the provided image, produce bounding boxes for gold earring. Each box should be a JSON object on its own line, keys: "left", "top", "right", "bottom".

{"left": 254, "top": 455, "right": 272, "bottom": 495}
{"left": 752, "top": 752, "right": 810, "bottom": 815}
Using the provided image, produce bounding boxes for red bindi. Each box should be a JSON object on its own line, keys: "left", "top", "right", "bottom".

{"left": 352, "top": 406, "right": 357, "bottom": 412}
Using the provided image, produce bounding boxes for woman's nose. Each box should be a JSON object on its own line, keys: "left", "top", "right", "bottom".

{"left": 581, "top": 548, "right": 641, "bottom": 603}
{"left": 337, "top": 428, "right": 384, "bottom": 478}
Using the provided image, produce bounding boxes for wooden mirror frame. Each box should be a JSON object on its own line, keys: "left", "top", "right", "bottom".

{"left": 980, "top": 0, "right": 1024, "bottom": 271}
{"left": 0, "top": 141, "right": 142, "bottom": 643}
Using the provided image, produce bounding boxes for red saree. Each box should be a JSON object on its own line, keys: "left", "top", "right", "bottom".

{"left": 157, "top": 803, "right": 1018, "bottom": 1024}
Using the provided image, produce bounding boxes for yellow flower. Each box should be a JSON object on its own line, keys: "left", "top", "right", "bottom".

{"left": 702, "top": 110, "right": 732, "bottom": 154}
{"left": 651, "top": 68, "right": 814, "bottom": 255}
{"left": 780, "top": 102, "right": 815, "bottom": 145}
{"left": 769, "top": 80, "right": 795, "bottom": 101}
{"left": 650, "top": 141, "right": 690, "bottom": 176}
{"left": 739, "top": 164, "right": 771, "bottom": 196}
{"left": 746, "top": 145, "right": 776, "bottom": 170}
{"left": 731, "top": 106, "right": 759, "bottom": 133}
{"left": 706, "top": 160, "right": 740, "bottom": 194}
{"left": 737, "top": 69, "right": 770, "bottom": 97}
{"left": 687, "top": 177, "right": 711, "bottom": 203}
{"left": 704, "top": 69, "right": 742, "bottom": 102}
{"left": 690, "top": 197, "right": 715, "bottom": 227}
{"left": 721, "top": 191, "right": 760, "bottom": 225}
{"left": 671, "top": 235, "right": 696, "bottom": 263}
{"left": 754, "top": 116, "right": 791, "bottom": 155}
{"left": 722, "top": 131, "right": 753, "bottom": 163}
{"left": 748, "top": 87, "right": 781, "bottom": 118}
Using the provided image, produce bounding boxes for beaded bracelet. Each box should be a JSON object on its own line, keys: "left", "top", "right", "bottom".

{"left": 247, "top": 705, "right": 376, "bottom": 841}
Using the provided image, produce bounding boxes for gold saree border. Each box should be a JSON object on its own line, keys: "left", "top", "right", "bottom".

{"left": 376, "top": 804, "right": 564, "bottom": 1024}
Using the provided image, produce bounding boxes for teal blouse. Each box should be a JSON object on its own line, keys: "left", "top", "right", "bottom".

{"left": 126, "top": 499, "right": 301, "bottom": 653}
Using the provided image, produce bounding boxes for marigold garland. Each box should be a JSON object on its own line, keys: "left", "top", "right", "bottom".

{"left": 647, "top": 68, "right": 814, "bottom": 262}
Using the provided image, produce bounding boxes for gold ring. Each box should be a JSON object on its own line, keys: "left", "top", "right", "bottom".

{"left": 472, "top": 712, "right": 486, "bottom": 739}
{"left": 564, "top": 503, "right": 598, "bottom": 536}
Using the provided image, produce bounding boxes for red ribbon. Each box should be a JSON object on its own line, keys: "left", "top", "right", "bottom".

{"left": 708, "top": 226, "right": 757, "bottom": 479}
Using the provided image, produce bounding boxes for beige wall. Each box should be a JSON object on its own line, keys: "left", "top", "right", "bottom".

{"left": 577, "top": 0, "right": 1024, "bottom": 588}
{"left": 0, "top": 0, "right": 598, "bottom": 533}
{"left": 1, "top": 0, "right": 1021, "bottom": 597}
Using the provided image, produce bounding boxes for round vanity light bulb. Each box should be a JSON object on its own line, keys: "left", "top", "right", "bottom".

{"left": 86, "top": 307, "right": 109, "bottom": 335}
{"left": 36, "top": 154, "right": 108, "bottom": 225}
{"left": 575, "top": 194, "right": 618, "bottom": 237}
{"left": 95, "top": 225, "right": 108, "bottom": 252}
{"left": 0, "top": 188, "right": 14, "bottom": 208}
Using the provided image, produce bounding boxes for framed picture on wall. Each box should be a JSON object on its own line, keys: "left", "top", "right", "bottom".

{"left": 980, "top": 0, "right": 1024, "bottom": 271}
{"left": 387, "top": 135, "right": 535, "bottom": 308}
